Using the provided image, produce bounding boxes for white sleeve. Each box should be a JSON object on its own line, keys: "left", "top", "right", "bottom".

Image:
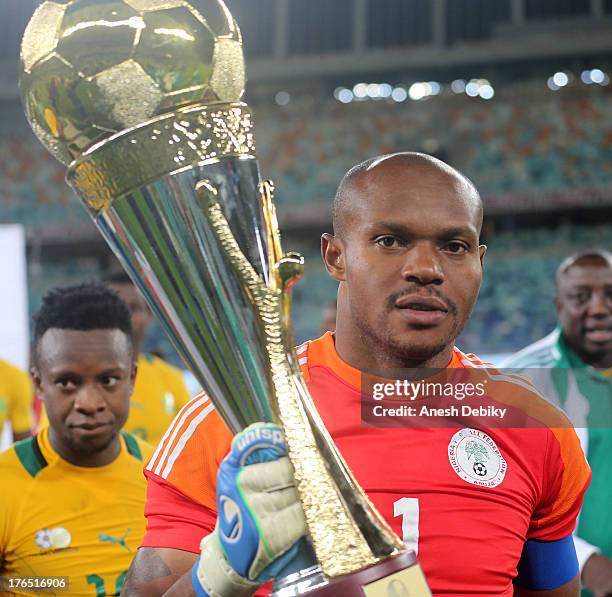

{"left": 574, "top": 535, "right": 599, "bottom": 572}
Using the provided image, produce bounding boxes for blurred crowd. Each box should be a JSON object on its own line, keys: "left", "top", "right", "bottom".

{"left": 2, "top": 79, "right": 611, "bottom": 358}
{"left": 255, "top": 79, "right": 612, "bottom": 205}
{"left": 2, "top": 80, "right": 611, "bottom": 221}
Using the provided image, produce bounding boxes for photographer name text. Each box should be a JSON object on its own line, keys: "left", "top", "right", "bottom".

{"left": 372, "top": 404, "right": 507, "bottom": 418}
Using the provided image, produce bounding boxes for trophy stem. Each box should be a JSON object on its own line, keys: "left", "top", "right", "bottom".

{"left": 197, "top": 180, "right": 408, "bottom": 579}
{"left": 259, "top": 180, "right": 405, "bottom": 561}
{"left": 199, "top": 182, "right": 379, "bottom": 577}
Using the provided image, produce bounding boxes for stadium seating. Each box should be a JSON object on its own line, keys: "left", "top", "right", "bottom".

{"left": 254, "top": 80, "right": 612, "bottom": 205}
{"left": 2, "top": 80, "right": 611, "bottom": 218}
{"left": 1, "top": 78, "right": 610, "bottom": 360}
{"left": 291, "top": 223, "right": 612, "bottom": 354}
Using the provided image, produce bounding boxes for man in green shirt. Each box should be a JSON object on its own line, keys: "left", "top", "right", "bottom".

{"left": 504, "top": 250, "right": 612, "bottom": 597}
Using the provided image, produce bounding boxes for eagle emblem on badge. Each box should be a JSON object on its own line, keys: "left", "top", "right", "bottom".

{"left": 448, "top": 429, "right": 507, "bottom": 487}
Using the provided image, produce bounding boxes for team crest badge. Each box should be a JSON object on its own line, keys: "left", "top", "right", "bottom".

{"left": 448, "top": 428, "right": 507, "bottom": 488}
{"left": 35, "top": 527, "right": 72, "bottom": 550}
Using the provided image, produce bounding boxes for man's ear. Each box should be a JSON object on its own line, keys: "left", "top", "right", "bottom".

{"left": 321, "top": 233, "right": 346, "bottom": 282}
{"left": 30, "top": 365, "right": 43, "bottom": 395}
{"left": 130, "top": 360, "right": 138, "bottom": 388}
{"left": 479, "top": 244, "right": 487, "bottom": 268}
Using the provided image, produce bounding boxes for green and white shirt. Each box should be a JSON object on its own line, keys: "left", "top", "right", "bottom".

{"left": 504, "top": 328, "right": 612, "bottom": 574}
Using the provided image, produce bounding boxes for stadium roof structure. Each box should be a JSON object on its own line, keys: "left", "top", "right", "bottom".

{"left": 1, "top": 0, "right": 612, "bottom": 99}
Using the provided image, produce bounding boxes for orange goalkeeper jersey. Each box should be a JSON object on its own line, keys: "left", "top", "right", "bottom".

{"left": 143, "top": 332, "right": 590, "bottom": 595}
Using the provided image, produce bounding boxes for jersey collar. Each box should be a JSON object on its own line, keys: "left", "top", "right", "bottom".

{"left": 558, "top": 330, "right": 612, "bottom": 384}
{"left": 37, "top": 426, "right": 127, "bottom": 471}
{"left": 306, "top": 331, "right": 464, "bottom": 390}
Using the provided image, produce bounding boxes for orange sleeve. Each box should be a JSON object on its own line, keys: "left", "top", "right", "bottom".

{"left": 480, "top": 374, "right": 591, "bottom": 541}
{"left": 145, "top": 393, "right": 233, "bottom": 510}
{"left": 141, "top": 471, "right": 217, "bottom": 552}
{"left": 528, "top": 426, "right": 591, "bottom": 540}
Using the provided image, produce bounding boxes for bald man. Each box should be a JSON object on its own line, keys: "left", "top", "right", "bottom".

{"left": 124, "top": 153, "right": 589, "bottom": 597}
{"left": 504, "top": 250, "right": 612, "bottom": 596}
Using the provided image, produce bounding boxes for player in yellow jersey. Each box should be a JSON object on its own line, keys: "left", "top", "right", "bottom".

{"left": 104, "top": 271, "right": 192, "bottom": 445}
{"left": 0, "top": 283, "right": 153, "bottom": 596}
{"left": 0, "top": 358, "right": 33, "bottom": 442}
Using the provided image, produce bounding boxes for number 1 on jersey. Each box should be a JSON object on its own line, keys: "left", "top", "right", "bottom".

{"left": 86, "top": 571, "right": 127, "bottom": 596}
{"left": 393, "top": 497, "right": 420, "bottom": 554}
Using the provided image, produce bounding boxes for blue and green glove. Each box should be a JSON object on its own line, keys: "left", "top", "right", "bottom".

{"left": 192, "top": 423, "right": 307, "bottom": 597}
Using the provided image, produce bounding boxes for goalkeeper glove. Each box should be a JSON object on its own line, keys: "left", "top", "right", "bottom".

{"left": 192, "top": 423, "right": 307, "bottom": 597}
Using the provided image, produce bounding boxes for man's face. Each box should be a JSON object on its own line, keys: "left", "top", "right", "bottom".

{"left": 109, "top": 283, "right": 151, "bottom": 351}
{"left": 324, "top": 163, "right": 485, "bottom": 365}
{"left": 556, "top": 265, "right": 612, "bottom": 361}
{"left": 33, "top": 329, "right": 135, "bottom": 459}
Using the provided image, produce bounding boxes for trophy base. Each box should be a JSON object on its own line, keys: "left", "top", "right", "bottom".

{"left": 271, "top": 551, "right": 431, "bottom": 596}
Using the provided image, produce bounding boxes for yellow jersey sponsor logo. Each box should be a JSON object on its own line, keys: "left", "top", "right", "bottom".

{"left": 98, "top": 528, "right": 132, "bottom": 552}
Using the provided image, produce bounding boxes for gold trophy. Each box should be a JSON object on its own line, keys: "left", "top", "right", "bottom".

{"left": 19, "top": 1, "right": 431, "bottom": 594}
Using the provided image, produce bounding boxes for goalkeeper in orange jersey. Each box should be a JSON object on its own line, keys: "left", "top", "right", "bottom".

{"left": 0, "top": 283, "right": 153, "bottom": 596}
{"left": 124, "top": 153, "right": 590, "bottom": 597}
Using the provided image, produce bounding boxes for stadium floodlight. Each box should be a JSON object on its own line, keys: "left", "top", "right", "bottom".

{"left": 479, "top": 84, "right": 495, "bottom": 100}
{"left": 391, "top": 87, "right": 408, "bottom": 102}
{"left": 451, "top": 79, "right": 466, "bottom": 93}
{"left": 366, "top": 83, "right": 380, "bottom": 99}
{"left": 337, "top": 88, "right": 353, "bottom": 103}
{"left": 408, "top": 82, "right": 428, "bottom": 100}
{"left": 428, "top": 82, "right": 441, "bottom": 95}
{"left": 275, "top": 91, "right": 290, "bottom": 106}
{"left": 353, "top": 83, "right": 368, "bottom": 98}
{"left": 379, "top": 83, "right": 392, "bottom": 98}
{"left": 552, "top": 72, "right": 569, "bottom": 87}
{"left": 590, "top": 69, "right": 605, "bottom": 84}
{"left": 465, "top": 81, "right": 479, "bottom": 97}
{"left": 547, "top": 76, "right": 560, "bottom": 91}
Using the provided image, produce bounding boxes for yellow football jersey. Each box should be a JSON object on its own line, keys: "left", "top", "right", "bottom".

{"left": 0, "top": 428, "right": 153, "bottom": 596}
{"left": 0, "top": 359, "right": 33, "bottom": 435}
{"left": 124, "top": 354, "right": 192, "bottom": 446}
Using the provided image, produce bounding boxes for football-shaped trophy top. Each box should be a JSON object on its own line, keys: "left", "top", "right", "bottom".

{"left": 19, "top": 0, "right": 245, "bottom": 166}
